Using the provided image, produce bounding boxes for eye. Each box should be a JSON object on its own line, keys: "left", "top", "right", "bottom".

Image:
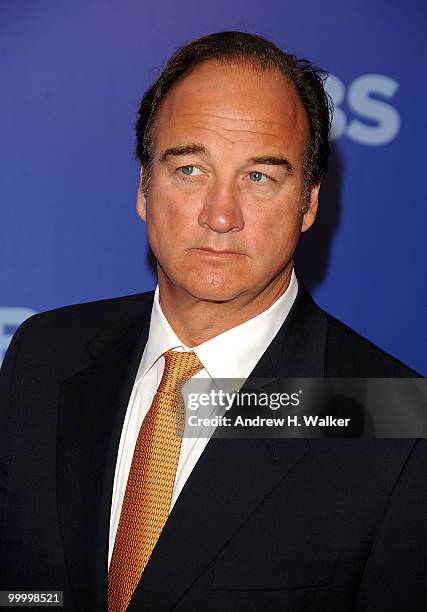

{"left": 179, "top": 165, "right": 201, "bottom": 176}
{"left": 248, "top": 171, "right": 270, "bottom": 183}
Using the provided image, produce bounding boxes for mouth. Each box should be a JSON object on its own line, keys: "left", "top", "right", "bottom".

{"left": 192, "top": 247, "right": 243, "bottom": 256}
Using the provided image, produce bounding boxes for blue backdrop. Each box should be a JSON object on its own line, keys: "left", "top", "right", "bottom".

{"left": 1, "top": 0, "right": 426, "bottom": 374}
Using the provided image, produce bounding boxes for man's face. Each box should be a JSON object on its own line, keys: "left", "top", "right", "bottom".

{"left": 137, "top": 60, "right": 319, "bottom": 303}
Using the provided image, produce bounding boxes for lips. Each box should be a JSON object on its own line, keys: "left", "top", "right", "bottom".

{"left": 194, "top": 247, "right": 242, "bottom": 255}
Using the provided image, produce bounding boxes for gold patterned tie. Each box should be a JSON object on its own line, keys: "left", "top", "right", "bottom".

{"left": 108, "top": 350, "right": 203, "bottom": 612}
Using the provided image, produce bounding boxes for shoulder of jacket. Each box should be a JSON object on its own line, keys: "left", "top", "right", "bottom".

{"left": 24, "top": 291, "right": 152, "bottom": 332}
{"left": 10, "top": 291, "right": 153, "bottom": 364}
{"left": 324, "top": 312, "right": 421, "bottom": 377}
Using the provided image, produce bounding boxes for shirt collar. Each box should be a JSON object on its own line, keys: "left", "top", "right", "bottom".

{"left": 135, "top": 269, "right": 298, "bottom": 384}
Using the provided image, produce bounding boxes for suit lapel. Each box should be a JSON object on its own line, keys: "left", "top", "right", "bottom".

{"left": 128, "top": 280, "right": 327, "bottom": 610}
{"left": 56, "top": 305, "right": 152, "bottom": 611}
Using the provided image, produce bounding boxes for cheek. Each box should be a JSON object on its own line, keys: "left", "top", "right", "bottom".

{"left": 248, "top": 207, "right": 302, "bottom": 259}
{"left": 148, "top": 179, "right": 200, "bottom": 225}
{"left": 145, "top": 191, "right": 198, "bottom": 259}
{"left": 146, "top": 189, "right": 178, "bottom": 234}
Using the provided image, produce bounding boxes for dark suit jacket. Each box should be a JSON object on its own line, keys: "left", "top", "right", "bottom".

{"left": 0, "top": 282, "right": 426, "bottom": 611}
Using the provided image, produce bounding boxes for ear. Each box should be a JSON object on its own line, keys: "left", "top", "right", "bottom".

{"left": 301, "top": 183, "right": 320, "bottom": 233}
{"left": 136, "top": 166, "right": 147, "bottom": 221}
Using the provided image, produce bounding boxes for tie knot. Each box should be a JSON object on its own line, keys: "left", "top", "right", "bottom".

{"left": 159, "top": 350, "right": 204, "bottom": 393}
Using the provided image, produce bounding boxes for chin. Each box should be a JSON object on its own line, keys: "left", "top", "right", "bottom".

{"left": 181, "top": 272, "right": 244, "bottom": 303}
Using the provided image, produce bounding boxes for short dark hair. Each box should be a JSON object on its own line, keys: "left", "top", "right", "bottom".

{"left": 135, "top": 31, "right": 332, "bottom": 203}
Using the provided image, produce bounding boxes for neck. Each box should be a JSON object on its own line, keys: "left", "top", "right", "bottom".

{"left": 158, "top": 265, "right": 294, "bottom": 347}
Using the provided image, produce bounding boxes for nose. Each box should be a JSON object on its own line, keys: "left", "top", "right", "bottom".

{"left": 197, "top": 180, "right": 244, "bottom": 233}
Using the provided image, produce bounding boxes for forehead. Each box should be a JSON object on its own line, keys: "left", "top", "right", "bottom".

{"left": 153, "top": 60, "right": 309, "bottom": 159}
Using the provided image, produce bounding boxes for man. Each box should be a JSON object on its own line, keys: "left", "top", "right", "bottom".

{"left": 0, "top": 31, "right": 426, "bottom": 612}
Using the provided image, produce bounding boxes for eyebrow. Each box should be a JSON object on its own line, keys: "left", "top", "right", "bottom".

{"left": 159, "top": 143, "right": 295, "bottom": 174}
{"left": 159, "top": 143, "right": 207, "bottom": 162}
{"left": 247, "top": 155, "right": 295, "bottom": 174}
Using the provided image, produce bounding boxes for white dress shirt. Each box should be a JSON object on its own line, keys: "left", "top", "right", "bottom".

{"left": 108, "top": 269, "right": 298, "bottom": 565}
